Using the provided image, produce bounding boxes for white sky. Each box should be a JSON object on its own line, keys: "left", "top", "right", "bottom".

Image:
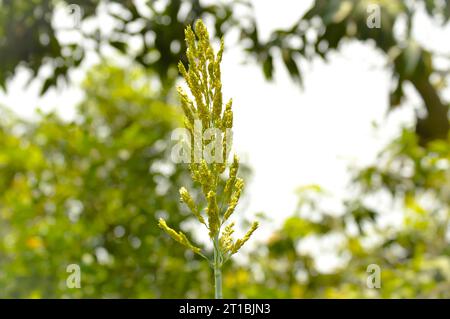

{"left": 0, "top": 1, "right": 449, "bottom": 251}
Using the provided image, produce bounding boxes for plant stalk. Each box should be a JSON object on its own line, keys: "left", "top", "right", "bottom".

{"left": 213, "top": 237, "right": 223, "bottom": 299}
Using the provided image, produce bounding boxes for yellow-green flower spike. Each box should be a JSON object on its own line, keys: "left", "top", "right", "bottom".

{"left": 231, "top": 221, "right": 259, "bottom": 254}
{"left": 179, "top": 187, "right": 206, "bottom": 226}
{"left": 223, "top": 155, "right": 239, "bottom": 199}
{"left": 206, "top": 191, "right": 220, "bottom": 237}
{"left": 223, "top": 178, "right": 244, "bottom": 222}
{"left": 158, "top": 218, "right": 203, "bottom": 256}
{"left": 222, "top": 99, "right": 233, "bottom": 129}
{"left": 177, "top": 86, "right": 196, "bottom": 124}
{"left": 161, "top": 19, "right": 258, "bottom": 298}
{"left": 219, "top": 221, "right": 235, "bottom": 253}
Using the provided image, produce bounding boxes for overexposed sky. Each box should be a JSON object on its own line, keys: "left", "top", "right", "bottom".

{"left": 1, "top": 1, "right": 449, "bottom": 246}
{"left": 224, "top": 1, "right": 416, "bottom": 230}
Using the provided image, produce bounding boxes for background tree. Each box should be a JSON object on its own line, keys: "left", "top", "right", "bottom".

{"left": 0, "top": 1, "right": 449, "bottom": 298}
{"left": 0, "top": 0, "right": 249, "bottom": 93}
{"left": 0, "top": 63, "right": 214, "bottom": 298}
{"left": 1, "top": 0, "right": 448, "bottom": 143}
{"left": 228, "top": 130, "right": 450, "bottom": 298}
{"left": 245, "top": 0, "right": 450, "bottom": 143}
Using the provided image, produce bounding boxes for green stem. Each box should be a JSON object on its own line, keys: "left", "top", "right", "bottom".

{"left": 213, "top": 237, "right": 223, "bottom": 299}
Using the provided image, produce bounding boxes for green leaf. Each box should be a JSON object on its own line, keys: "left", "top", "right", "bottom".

{"left": 281, "top": 49, "right": 302, "bottom": 85}
{"left": 262, "top": 53, "right": 273, "bottom": 80}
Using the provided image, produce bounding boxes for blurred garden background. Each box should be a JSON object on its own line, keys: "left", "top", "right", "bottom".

{"left": 0, "top": 0, "right": 449, "bottom": 298}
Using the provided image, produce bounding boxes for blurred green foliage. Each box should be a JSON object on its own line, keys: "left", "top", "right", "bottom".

{"left": 228, "top": 130, "right": 450, "bottom": 298}
{"left": 0, "top": 62, "right": 448, "bottom": 298}
{"left": 0, "top": 63, "right": 215, "bottom": 298}
{"left": 1, "top": 0, "right": 448, "bottom": 143}
{"left": 246, "top": 0, "right": 450, "bottom": 143}
{"left": 0, "top": 0, "right": 248, "bottom": 93}
{"left": 0, "top": 0, "right": 449, "bottom": 298}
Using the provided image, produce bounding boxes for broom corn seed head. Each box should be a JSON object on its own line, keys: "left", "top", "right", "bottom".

{"left": 159, "top": 19, "right": 258, "bottom": 267}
